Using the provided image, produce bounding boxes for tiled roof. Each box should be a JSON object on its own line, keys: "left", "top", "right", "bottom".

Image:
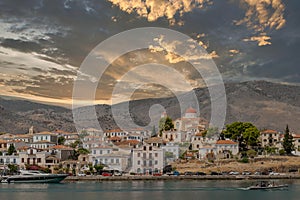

{"left": 216, "top": 140, "right": 238, "bottom": 145}
{"left": 195, "top": 133, "right": 202, "bottom": 136}
{"left": 36, "top": 131, "right": 54, "bottom": 135}
{"left": 145, "top": 137, "right": 164, "bottom": 144}
{"left": 115, "top": 140, "right": 140, "bottom": 146}
{"left": 186, "top": 107, "right": 197, "bottom": 113}
{"left": 108, "top": 136, "right": 122, "bottom": 141}
{"left": 261, "top": 129, "right": 277, "bottom": 134}
{"left": 104, "top": 129, "right": 124, "bottom": 133}
{"left": 49, "top": 145, "right": 74, "bottom": 150}
{"left": 293, "top": 134, "right": 300, "bottom": 138}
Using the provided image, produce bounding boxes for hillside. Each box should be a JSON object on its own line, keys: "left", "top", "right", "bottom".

{"left": 1, "top": 80, "right": 300, "bottom": 133}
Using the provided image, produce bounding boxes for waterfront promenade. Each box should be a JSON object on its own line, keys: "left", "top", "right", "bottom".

{"left": 64, "top": 174, "right": 300, "bottom": 182}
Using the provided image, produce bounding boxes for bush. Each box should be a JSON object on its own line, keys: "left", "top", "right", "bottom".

{"left": 279, "top": 149, "right": 285, "bottom": 155}
{"left": 239, "top": 157, "right": 249, "bottom": 163}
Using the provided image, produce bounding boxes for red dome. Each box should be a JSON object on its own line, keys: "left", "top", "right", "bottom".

{"left": 185, "top": 107, "right": 197, "bottom": 113}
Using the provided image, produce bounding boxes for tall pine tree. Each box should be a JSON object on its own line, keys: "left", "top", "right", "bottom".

{"left": 282, "top": 125, "right": 294, "bottom": 155}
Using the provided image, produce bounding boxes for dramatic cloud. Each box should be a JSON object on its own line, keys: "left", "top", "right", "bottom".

{"left": 243, "top": 34, "right": 271, "bottom": 46}
{"left": 108, "top": 0, "right": 211, "bottom": 25}
{"left": 0, "top": 0, "right": 298, "bottom": 106}
{"left": 235, "top": 0, "right": 286, "bottom": 32}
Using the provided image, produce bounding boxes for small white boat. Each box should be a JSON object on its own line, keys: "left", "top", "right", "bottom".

{"left": 246, "top": 181, "right": 288, "bottom": 190}
{"left": 2, "top": 170, "right": 68, "bottom": 183}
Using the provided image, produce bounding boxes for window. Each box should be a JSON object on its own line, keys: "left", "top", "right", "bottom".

{"left": 155, "top": 160, "right": 158, "bottom": 165}
{"left": 196, "top": 144, "right": 199, "bottom": 148}
{"left": 137, "top": 153, "right": 140, "bottom": 157}
{"left": 149, "top": 153, "right": 152, "bottom": 159}
{"left": 149, "top": 160, "right": 152, "bottom": 166}
{"left": 116, "top": 159, "right": 119, "bottom": 164}
{"left": 21, "top": 158, "right": 24, "bottom": 163}
{"left": 137, "top": 160, "right": 140, "bottom": 165}
{"left": 100, "top": 150, "right": 103, "bottom": 154}
{"left": 143, "top": 146, "right": 147, "bottom": 151}
{"left": 111, "top": 159, "right": 114, "bottom": 163}
{"left": 149, "top": 146, "right": 152, "bottom": 151}
{"left": 143, "top": 160, "right": 147, "bottom": 166}
{"left": 37, "top": 158, "right": 41, "bottom": 163}
{"left": 155, "top": 153, "right": 158, "bottom": 157}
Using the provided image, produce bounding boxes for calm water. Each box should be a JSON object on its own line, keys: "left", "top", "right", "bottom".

{"left": 1, "top": 180, "right": 300, "bottom": 200}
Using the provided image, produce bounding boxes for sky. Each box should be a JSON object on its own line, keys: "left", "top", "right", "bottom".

{"left": 0, "top": 0, "right": 299, "bottom": 107}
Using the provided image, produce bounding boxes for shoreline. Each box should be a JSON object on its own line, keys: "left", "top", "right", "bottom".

{"left": 63, "top": 174, "right": 300, "bottom": 182}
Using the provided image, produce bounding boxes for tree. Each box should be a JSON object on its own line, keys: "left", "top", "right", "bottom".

{"left": 7, "top": 144, "right": 16, "bottom": 155}
{"left": 282, "top": 125, "right": 294, "bottom": 155}
{"left": 222, "top": 122, "right": 260, "bottom": 152}
{"left": 206, "top": 127, "right": 219, "bottom": 138}
{"left": 159, "top": 116, "right": 174, "bottom": 135}
{"left": 7, "top": 164, "right": 18, "bottom": 174}
{"left": 151, "top": 126, "right": 157, "bottom": 137}
{"left": 57, "top": 136, "right": 66, "bottom": 145}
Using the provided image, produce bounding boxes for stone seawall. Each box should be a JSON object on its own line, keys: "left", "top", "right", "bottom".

{"left": 63, "top": 174, "right": 300, "bottom": 182}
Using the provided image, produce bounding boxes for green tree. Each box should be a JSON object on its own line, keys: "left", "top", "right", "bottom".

{"left": 159, "top": 116, "right": 174, "bottom": 135}
{"left": 94, "top": 164, "right": 105, "bottom": 173}
{"left": 77, "top": 148, "right": 90, "bottom": 155}
{"left": 7, "top": 164, "right": 18, "bottom": 174}
{"left": 282, "top": 125, "right": 294, "bottom": 155}
{"left": 206, "top": 127, "right": 219, "bottom": 138}
{"left": 70, "top": 140, "right": 82, "bottom": 148}
{"left": 57, "top": 136, "right": 66, "bottom": 145}
{"left": 151, "top": 126, "right": 157, "bottom": 137}
{"left": 7, "top": 144, "right": 16, "bottom": 155}
{"left": 222, "top": 122, "right": 260, "bottom": 152}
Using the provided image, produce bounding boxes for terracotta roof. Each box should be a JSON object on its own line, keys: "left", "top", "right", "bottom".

{"left": 14, "top": 134, "right": 33, "bottom": 138}
{"left": 195, "top": 132, "right": 203, "bottom": 137}
{"left": 293, "top": 134, "right": 300, "bottom": 138}
{"left": 49, "top": 145, "right": 74, "bottom": 150}
{"left": 108, "top": 136, "right": 122, "bottom": 141}
{"left": 185, "top": 107, "right": 197, "bottom": 113}
{"left": 17, "top": 146, "right": 29, "bottom": 151}
{"left": 104, "top": 129, "right": 124, "bottom": 133}
{"left": 145, "top": 137, "right": 164, "bottom": 144}
{"left": 0, "top": 140, "right": 7, "bottom": 143}
{"left": 216, "top": 140, "right": 238, "bottom": 145}
{"left": 115, "top": 140, "right": 140, "bottom": 146}
{"left": 36, "top": 131, "right": 54, "bottom": 135}
{"left": 261, "top": 129, "right": 278, "bottom": 134}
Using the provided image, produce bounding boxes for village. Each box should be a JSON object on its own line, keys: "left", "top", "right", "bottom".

{"left": 1, "top": 107, "right": 300, "bottom": 177}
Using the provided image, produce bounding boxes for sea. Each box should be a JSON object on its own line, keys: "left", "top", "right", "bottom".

{"left": 1, "top": 179, "right": 300, "bottom": 200}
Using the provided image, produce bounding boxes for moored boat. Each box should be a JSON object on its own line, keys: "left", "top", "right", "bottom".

{"left": 2, "top": 170, "right": 68, "bottom": 183}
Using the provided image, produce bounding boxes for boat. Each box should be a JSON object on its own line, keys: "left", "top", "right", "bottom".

{"left": 246, "top": 181, "right": 288, "bottom": 190}
{"left": 1, "top": 170, "right": 68, "bottom": 183}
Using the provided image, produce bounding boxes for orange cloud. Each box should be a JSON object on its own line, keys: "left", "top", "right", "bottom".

{"left": 108, "top": 0, "right": 211, "bottom": 25}
{"left": 235, "top": 0, "right": 286, "bottom": 32}
{"left": 243, "top": 34, "right": 271, "bottom": 46}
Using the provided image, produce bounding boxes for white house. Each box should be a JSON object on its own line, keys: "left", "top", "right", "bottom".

{"left": 215, "top": 140, "right": 239, "bottom": 156}
{"left": 131, "top": 144, "right": 164, "bottom": 174}
{"left": 161, "top": 142, "right": 180, "bottom": 164}
{"left": 91, "top": 151, "right": 131, "bottom": 172}
{"left": 33, "top": 132, "right": 58, "bottom": 143}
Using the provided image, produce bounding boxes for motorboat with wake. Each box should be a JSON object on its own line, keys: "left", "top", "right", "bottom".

{"left": 1, "top": 170, "right": 68, "bottom": 183}
{"left": 246, "top": 181, "right": 288, "bottom": 190}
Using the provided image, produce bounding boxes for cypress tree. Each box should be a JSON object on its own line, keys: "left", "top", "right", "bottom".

{"left": 282, "top": 125, "right": 294, "bottom": 155}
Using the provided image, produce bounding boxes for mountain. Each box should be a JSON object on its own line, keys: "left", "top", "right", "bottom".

{"left": 1, "top": 80, "right": 300, "bottom": 134}
{"left": 0, "top": 98, "right": 74, "bottom": 134}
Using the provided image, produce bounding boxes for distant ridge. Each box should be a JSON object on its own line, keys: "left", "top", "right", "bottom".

{"left": 1, "top": 80, "right": 300, "bottom": 134}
